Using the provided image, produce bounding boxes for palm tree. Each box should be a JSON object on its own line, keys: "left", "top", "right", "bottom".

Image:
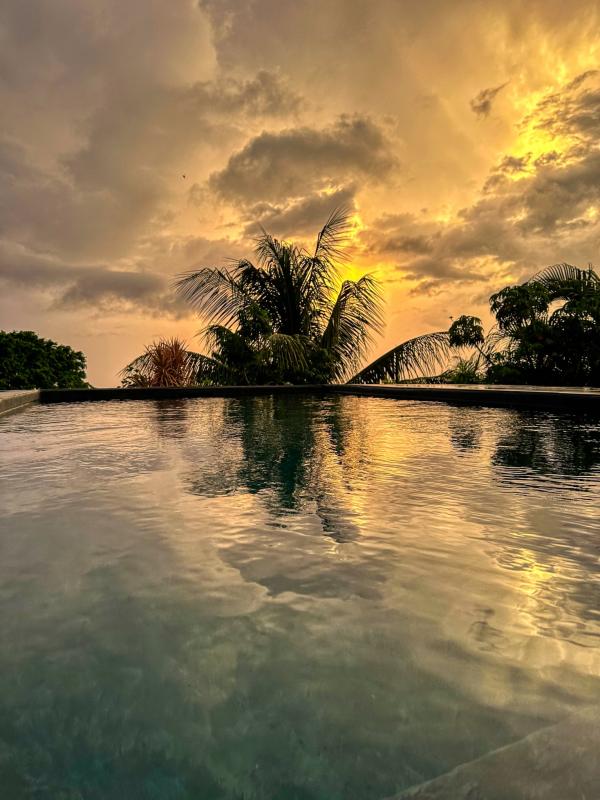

{"left": 175, "top": 208, "right": 385, "bottom": 383}
{"left": 528, "top": 262, "right": 600, "bottom": 300}
{"left": 446, "top": 263, "right": 600, "bottom": 385}
{"left": 175, "top": 208, "right": 451, "bottom": 385}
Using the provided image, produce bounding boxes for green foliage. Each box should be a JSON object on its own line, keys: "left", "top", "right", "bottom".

{"left": 448, "top": 316, "right": 485, "bottom": 348}
{"left": 453, "top": 263, "right": 600, "bottom": 386}
{"left": 490, "top": 283, "right": 550, "bottom": 332}
{"left": 350, "top": 332, "right": 451, "bottom": 383}
{"left": 0, "top": 330, "right": 87, "bottom": 389}
{"left": 443, "top": 358, "right": 484, "bottom": 384}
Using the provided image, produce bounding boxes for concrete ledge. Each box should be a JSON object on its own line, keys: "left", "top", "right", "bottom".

{"left": 38, "top": 384, "right": 600, "bottom": 411}
{"left": 388, "top": 706, "right": 600, "bottom": 800}
{"left": 39, "top": 385, "right": 329, "bottom": 403}
{"left": 338, "top": 383, "right": 600, "bottom": 410}
{"left": 0, "top": 390, "right": 40, "bottom": 416}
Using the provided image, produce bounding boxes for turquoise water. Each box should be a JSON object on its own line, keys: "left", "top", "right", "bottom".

{"left": 0, "top": 396, "right": 599, "bottom": 799}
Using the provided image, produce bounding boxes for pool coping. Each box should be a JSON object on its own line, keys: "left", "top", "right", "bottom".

{"left": 0, "top": 389, "right": 40, "bottom": 416}
{"left": 36, "top": 384, "right": 600, "bottom": 411}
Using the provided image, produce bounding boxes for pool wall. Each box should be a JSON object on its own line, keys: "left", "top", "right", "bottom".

{"left": 37, "top": 384, "right": 600, "bottom": 411}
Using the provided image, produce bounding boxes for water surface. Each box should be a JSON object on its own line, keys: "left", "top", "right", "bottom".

{"left": 0, "top": 396, "right": 599, "bottom": 799}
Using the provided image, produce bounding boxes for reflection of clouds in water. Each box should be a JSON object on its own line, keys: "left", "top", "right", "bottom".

{"left": 1, "top": 397, "right": 600, "bottom": 797}
{"left": 174, "top": 396, "right": 600, "bottom": 651}
{"left": 445, "top": 407, "right": 600, "bottom": 649}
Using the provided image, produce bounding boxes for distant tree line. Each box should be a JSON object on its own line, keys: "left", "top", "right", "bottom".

{"left": 0, "top": 331, "right": 87, "bottom": 390}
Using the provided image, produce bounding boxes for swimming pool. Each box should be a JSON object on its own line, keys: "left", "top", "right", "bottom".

{"left": 1, "top": 396, "right": 599, "bottom": 798}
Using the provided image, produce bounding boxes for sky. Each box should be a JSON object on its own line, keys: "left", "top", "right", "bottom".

{"left": 1, "top": 0, "right": 600, "bottom": 386}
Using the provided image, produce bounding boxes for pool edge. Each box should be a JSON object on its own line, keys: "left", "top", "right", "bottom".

{"left": 0, "top": 390, "right": 40, "bottom": 417}
{"left": 38, "top": 384, "right": 600, "bottom": 411}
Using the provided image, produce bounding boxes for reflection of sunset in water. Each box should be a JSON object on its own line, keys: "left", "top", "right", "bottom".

{"left": 1, "top": 397, "right": 599, "bottom": 797}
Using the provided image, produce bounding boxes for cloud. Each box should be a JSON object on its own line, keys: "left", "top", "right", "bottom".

{"left": 0, "top": 137, "right": 162, "bottom": 261}
{"left": 242, "top": 186, "right": 357, "bottom": 238}
{"left": 364, "top": 71, "right": 600, "bottom": 294}
{"left": 0, "top": 0, "right": 303, "bottom": 266}
{"left": 470, "top": 82, "right": 508, "bottom": 117}
{"left": 192, "top": 70, "right": 304, "bottom": 118}
{"left": 209, "top": 115, "right": 398, "bottom": 205}
{"left": 525, "top": 69, "right": 600, "bottom": 140}
{"left": 0, "top": 240, "right": 181, "bottom": 315}
{"left": 57, "top": 270, "right": 169, "bottom": 311}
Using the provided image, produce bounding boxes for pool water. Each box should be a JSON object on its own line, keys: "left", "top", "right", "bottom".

{"left": 0, "top": 396, "right": 599, "bottom": 799}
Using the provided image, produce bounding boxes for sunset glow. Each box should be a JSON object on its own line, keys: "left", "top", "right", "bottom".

{"left": 2, "top": 1, "right": 600, "bottom": 384}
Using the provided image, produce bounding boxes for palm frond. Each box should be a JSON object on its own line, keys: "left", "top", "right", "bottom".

{"left": 262, "top": 333, "right": 309, "bottom": 373}
{"left": 321, "top": 275, "right": 384, "bottom": 381}
{"left": 482, "top": 326, "right": 510, "bottom": 355}
{"left": 528, "top": 262, "right": 600, "bottom": 300}
{"left": 174, "top": 267, "right": 249, "bottom": 326}
{"left": 201, "top": 323, "right": 241, "bottom": 351}
{"left": 529, "top": 262, "right": 599, "bottom": 286}
{"left": 194, "top": 353, "right": 238, "bottom": 385}
{"left": 349, "top": 332, "right": 451, "bottom": 384}
{"left": 254, "top": 231, "right": 298, "bottom": 272}
{"left": 253, "top": 237, "right": 322, "bottom": 336}
{"left": 313, "top": 206, "right": 353, "bottom": 264}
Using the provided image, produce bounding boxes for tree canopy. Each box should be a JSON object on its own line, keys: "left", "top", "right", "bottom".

{"left": 0, "top": 331, "right": 87, "bottom": 390}
{"left": 447, "top": 264, "right": 600, "bottom": 386}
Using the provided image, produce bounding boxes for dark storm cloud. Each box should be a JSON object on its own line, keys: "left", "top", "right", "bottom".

{"left": 58, "top": 269, "right": 167, "bottom": 309}
{"left": 209, "top": 115, "right": 398, "bottom": 204}
{"left": 59, "top": 68, "right": 303, "bottom": 249}
{"left": 514, "top": 150, "right": 600, "bottom": 234}
{"left": 242, "top": 186, "right": 357, "bottom": 238}
{"left": 366, "top": 232, "right": 434, "bottom": 257}
{"left": 496, "top": 155, "right": 530, "bottom": 174}
{"left": 0, "top": 242, "right": 187, "bottom": 316}
{"left": 470, "top": 83, "right": 508, "bottom": 117}
{"left": 66, "top": 68, "right": 302, "bottom": 193}
{"left": 0, "top": 138, "right": 159, "bottom": 261}
{"left": 0, "top": 0, "right": 302, "bottom": 271}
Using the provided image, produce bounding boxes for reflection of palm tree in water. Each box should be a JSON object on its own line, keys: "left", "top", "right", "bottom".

{"left": 447, "top": 407, "right": 485, "bottom": 453}
{"left": 447, "top": 405, "right": 600, "bottom": 477}
{"left": 491, "top": 410, "right": 600, "bottom": 478}
{"left": 180, "top": 396, "right": 375, "bottom": 543}
{"left": 152, "top": 398, "right": 190, "bottom": 440}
